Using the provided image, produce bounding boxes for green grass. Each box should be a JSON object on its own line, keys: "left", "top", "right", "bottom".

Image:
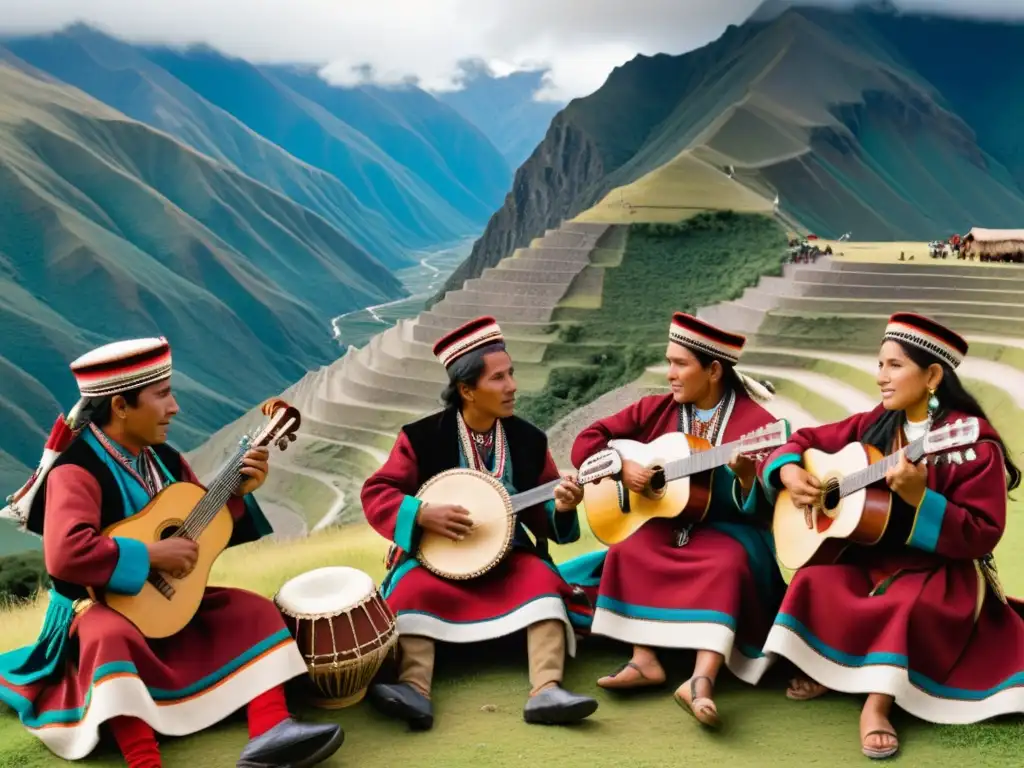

{"left": 1, "top": 518, "right": 1021, "bottom": 767}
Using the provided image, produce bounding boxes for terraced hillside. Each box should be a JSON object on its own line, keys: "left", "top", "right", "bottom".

{"left": 188, "top": 212, "right": 788, "bottom": 533}
{"left": 187, "top": 219, "right": 623, "bottom": 535}
{"left": 439, "top": 4, "right": 1024, "bottom": 301}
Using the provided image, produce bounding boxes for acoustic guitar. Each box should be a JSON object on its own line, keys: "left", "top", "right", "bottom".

{"left": 415, "top": 448, "right": 623, "bottom": 581}
{"left": 583, "top": 420, "right": 791, "bottom": 546}
{"left": 88, "top": 398, "right": 301, "bottom": 639}
{"left": 772, "top": 417, "right": 981, "bottom": 571}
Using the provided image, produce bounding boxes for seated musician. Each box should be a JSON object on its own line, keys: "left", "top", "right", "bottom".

{"left": 558, "top": 312, "right": 786, "bottom": 728}
{"left": 0, "top": 338, "right": 342, "bottom": 768}
{"left": 360, "top": 316, "right": 599, "bottom": 730}
{"left": 758, "top": 313, "right": 1024, "bottom": 760}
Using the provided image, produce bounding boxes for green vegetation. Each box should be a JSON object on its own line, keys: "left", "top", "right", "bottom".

{"left": 517, "top": 213, "right": 788, "bottom": 428}
{"left": 517, "top": 346, "right": 659, "bottom": 428}
{"left": 0, "top": 551, "right": 47, "bottom": 604}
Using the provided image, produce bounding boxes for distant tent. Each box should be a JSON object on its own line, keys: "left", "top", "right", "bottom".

{"left": 963, "top": 228, "right": 1024, "bottom": 259}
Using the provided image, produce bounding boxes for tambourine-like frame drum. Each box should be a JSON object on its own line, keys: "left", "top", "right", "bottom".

{"left": 415, "top": 469, "right": 515, "bottom": 580}
{"left": 274, "top": 567, "right": 398, "bottom": 709}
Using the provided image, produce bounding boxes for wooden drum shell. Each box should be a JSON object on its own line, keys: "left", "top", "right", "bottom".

{"left": 276, "top": 583, "right": 398, "bottom": 709}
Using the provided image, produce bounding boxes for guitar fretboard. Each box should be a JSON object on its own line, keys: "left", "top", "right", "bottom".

{"left": 837, "top": 436, "right": 925, "bottom": 497}
{"left": 511, "top": 478, "right": 563, "bottom": 513}
{"left": 662, "top": 438, "right": 767, "bottom": 482}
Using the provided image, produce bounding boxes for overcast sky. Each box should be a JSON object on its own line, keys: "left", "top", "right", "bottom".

{"left": 1, "top": 1, "right": 1021, "bottom": 102}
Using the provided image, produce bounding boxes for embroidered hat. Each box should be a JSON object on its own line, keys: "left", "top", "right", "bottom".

{"left": 668, "top": 312, "right": 746, "bottom": 364}
{"left": 432, "top": 316, "right": 505, "bottom": 369}
{"left": 2, "top": 337, "right": 174, "bottom": 530}
{"left": 883, "top": 313, "right": 968, "bottom": 369}
{"left": 71, "top": 337, "right": 173, "bottom": 397}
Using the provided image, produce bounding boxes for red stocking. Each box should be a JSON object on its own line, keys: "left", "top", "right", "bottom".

{"left": 247, "top": 685, "right": 291, "bottom": 739}
{"left": 109, "top": 716, "right": 161, "bottom": 768}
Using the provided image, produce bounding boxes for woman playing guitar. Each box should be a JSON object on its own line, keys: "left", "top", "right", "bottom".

{"left": 758, "top": 312, "right": 1024, "bottom": 760}
{"left": 559, "top": 312, "right": 786, "bottom": 728}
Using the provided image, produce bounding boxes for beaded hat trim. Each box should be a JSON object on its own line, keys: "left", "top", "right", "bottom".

{"left": 883, "top": 313, "right": 967, "bottom": 369}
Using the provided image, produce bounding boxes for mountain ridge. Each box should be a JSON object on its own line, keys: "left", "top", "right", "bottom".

{"left": 436, "top": 5, "right": 1024, "bottom": 301}
{"left": 0, "top": 62, "right": 406, "bottom": 488}
{"left": 2, "top": 25, "right": 519, "bottom": 269}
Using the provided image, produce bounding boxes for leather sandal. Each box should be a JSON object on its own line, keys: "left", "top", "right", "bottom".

{"left": 597, "top": 661, "right": 665, "bottom": 689}
{"left": 786, "top": 678, "right": 828, "bottom": 701}
{"left": 861, "top": 729, "right": 899, "bottom": 759}
{"left": 673, "top": 676, "right": 720, "bottom": 729}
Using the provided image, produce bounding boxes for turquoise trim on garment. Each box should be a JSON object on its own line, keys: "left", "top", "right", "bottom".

{"left": 597, "top": 595, "right": 737, "bottom": 628}
{"left": 567, "top": 608, "right": 592, "bottom": 629}
{"left": 108, "top": 538, "right": 151, "bottom": 595}
{"left": 596, "top": 596, "right": 766, "bottom": 659}
{"left": 761, "top": 451, "right": 802, "bottom": 492}
{"left": 0, "top": 627, "right": 293, "bottom": 728}
{"left": 82, "top": 429, "right": 173, "bottom": 518}
{"left": 774, "top": 613, "right": 1024, "bottom": 700}
{"left": 0, "top": 433, "right": 180, "bottom": 691}
{"left": 394, "top": 496, "right": 421, "bottom": 553}
{"left": 545, "top": 499, "right": 581, "bottom": 544}
{"left": 907, "top": 489, "right": 946, "bottom": 553}
{"left": 0, "top": 591, "right": 76, "bottom": 687}
{"left": 381, "top": 557, "right": 420, "bottom": 598}
{"left": 557, "top": 549, "right": 606, "bottom": 588}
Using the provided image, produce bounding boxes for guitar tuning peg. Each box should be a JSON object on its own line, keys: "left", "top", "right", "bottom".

{"left": 965, "top": 448, "right": 976, "bottom": 461}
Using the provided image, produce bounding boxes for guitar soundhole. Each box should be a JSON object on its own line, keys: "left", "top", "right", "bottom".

{"left": 822, "top": 478, "right": 841, "bottom": 514}
{"left": 649, "top": 467, "right": 666, "bottom": 491}
{"left": 158, "top": 525, "right": 181, "bottom": 541}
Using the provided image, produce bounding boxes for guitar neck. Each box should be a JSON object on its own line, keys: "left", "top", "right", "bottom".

{"left": 838, "top": 437, "right": 925, "bottom": 497}
{"left": 510, "top": 478, "right": 562, "bottom": 514}
{"left": 662, "top": 439, "right": 751, "bottom": 482}
{"left": 176, "top": 446, "right": 248, "bottom": 539}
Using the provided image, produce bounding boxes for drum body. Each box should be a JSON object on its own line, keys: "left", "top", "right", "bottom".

{"left": 274, "top": 566, "right": 397, "bottom": 708}
{"left": 416, "top": 469, "right": 515, "bottom": 580}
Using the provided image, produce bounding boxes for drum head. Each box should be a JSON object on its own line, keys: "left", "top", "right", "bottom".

{"left": 275, "top": 566, "right": 375, "bottom": 617}
{"left": 416, "top": 470, "right": 512, "bottom": 578}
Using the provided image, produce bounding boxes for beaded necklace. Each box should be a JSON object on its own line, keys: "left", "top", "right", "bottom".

{"left": 456, "top": 411, "right": 507, "bottom": 478}
{"left": 678, "top": 389, "right": 734, "bottom": 447}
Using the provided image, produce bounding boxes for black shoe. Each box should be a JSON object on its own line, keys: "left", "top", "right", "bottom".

{"left": 523, "top": 686, "right": 599, "bottom": 725}
{"left": 368, "top": 682, "right": 434, "bottom": 731}
{"left": 236, "top": 718, "right": 344, "bottom": 767}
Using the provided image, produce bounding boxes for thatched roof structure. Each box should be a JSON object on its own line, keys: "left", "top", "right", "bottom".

{"left": 963, "top": 228, "right": 1024, "bottom": 257}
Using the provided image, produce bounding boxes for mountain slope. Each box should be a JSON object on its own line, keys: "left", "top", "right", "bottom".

{"left": 263, "top": 66, "right": 511, "bottom": 221}
{"left": 137, "top": 44, "right": 505, "bottom": 248}
{"left": 1, "top": 27, "right": 415, "bottom": 269}
{"left": 438, "top": 6, "right": 1024, "bottom": 298}
{"left": 436, "top": 65, "right": 564, "bottom": 167}
{"left": 0, "top": 63, "right": 405, "bottom": 483}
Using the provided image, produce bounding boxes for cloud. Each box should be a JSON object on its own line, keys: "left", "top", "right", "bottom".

{"left": 0, "top": 0, "right": 1021, "bottom": 102}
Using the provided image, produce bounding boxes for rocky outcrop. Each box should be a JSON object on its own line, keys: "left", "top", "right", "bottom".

{"left": 434, "top": 118, "right": 608, "bottom": 304}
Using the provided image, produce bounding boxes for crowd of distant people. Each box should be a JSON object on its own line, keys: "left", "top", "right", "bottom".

{"left": 786, "top": 236, "right": 833, "bottom": 263}
{"left": 929, "top": 233, "right": 1024, "bottom": 263}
